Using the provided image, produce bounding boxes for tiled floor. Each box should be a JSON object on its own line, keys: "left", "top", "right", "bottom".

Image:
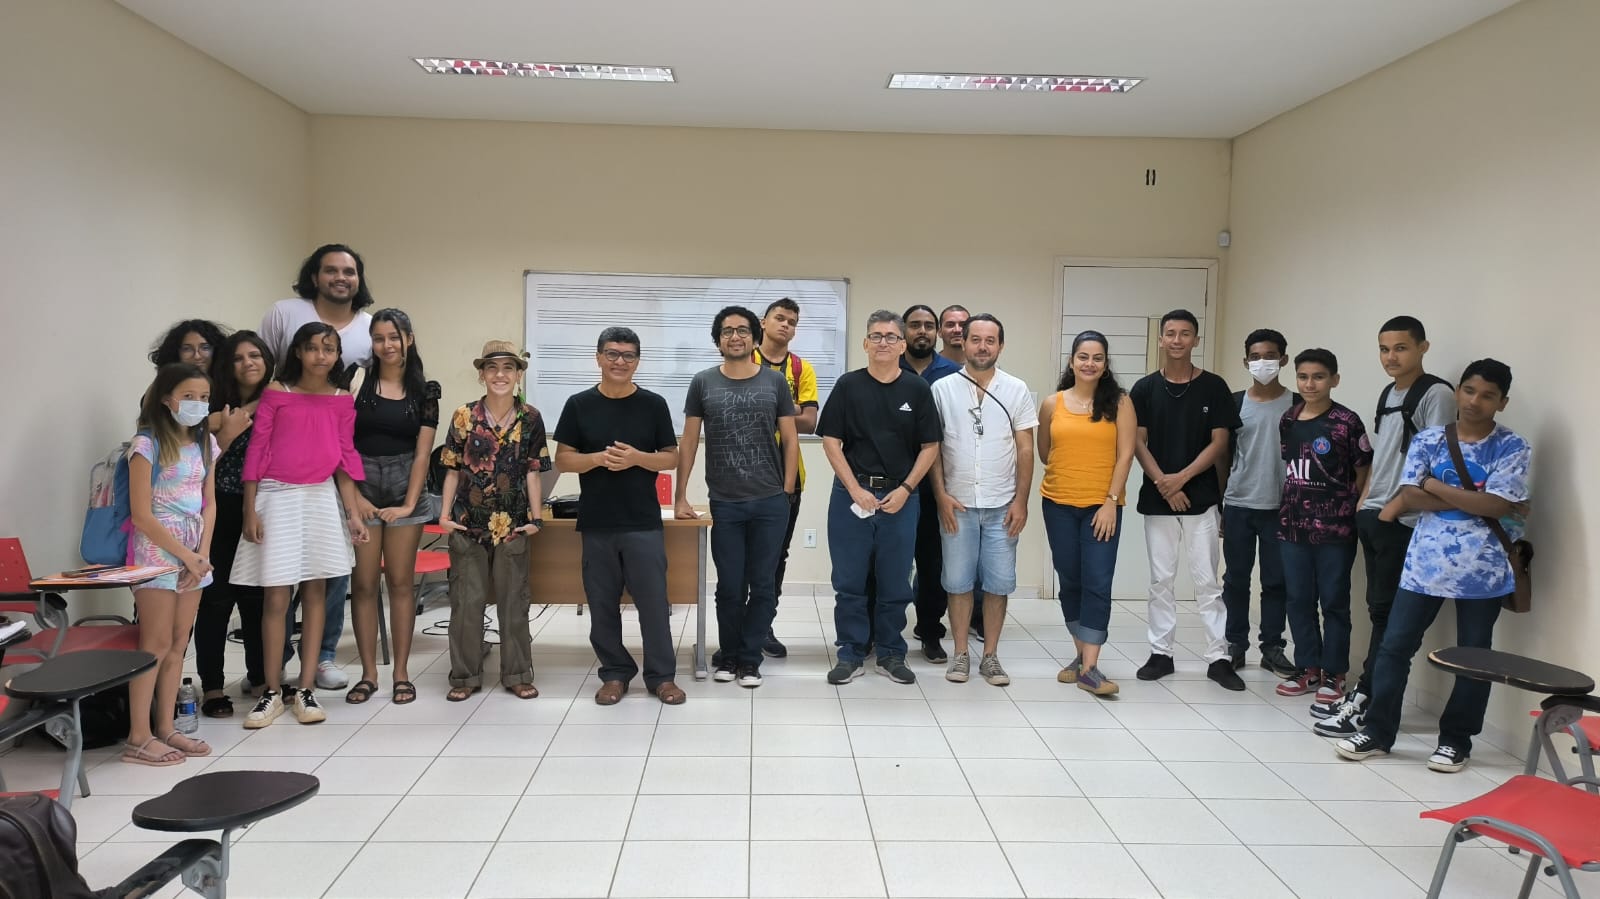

{"left": 2, "top": 594, "right": 1593, "bottom": 898}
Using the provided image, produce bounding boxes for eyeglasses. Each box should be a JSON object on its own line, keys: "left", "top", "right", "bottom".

{"left": 968, "top": 406, "right": 984, "bottom": 436}
{"left": 865, "top": 333, "right": 904, "bottom": 345}
{"left": 179, "top": 344, "right": 212, "bottom": 360}
{"left": 719, "top": 326, "right": 753, "bottom": 339}
{"left": 601, "top": 350, "right": 640, "bottom": 363}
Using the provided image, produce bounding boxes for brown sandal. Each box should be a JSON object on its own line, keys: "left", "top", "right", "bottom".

{"left": 594, "top": 680, "right": 626, "bottom": 705}
{"left": 506, "top": 683, "right": 539, "bottom": 700}
{"left": 650, "top": 682, "right": 687, "bottom": 705}
{"left": 345, "top": 680, "right": 378, "bottom": 704}
{"left": 446, "top": 685, "right": 480, "bottom": 703}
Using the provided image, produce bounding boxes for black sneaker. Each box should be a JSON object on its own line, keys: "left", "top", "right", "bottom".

{"left": 1427, "top": 744, "right": 1468, "bottom": 773}
{"left": 875, "top": 655, "right": 917, "bottom": 684}
{"left": 713, "top": 659, "right": 738, "bottom": 683}
{"left": 1136, "top": 653, "right": 1175, "bottom": 681}
{"left": 736, "top": 664, "right": 764, "bottom": 688}
{"left": 827, "top": 659, "right": 864, "bottom": 684}
{"left": 1313, "top": 691, "right": 1369, "bottom": 737}
{"left": 1229, "top": 644, "right": 1247, "bottom": 670}
{"left": 762, "top": 630, "right": 788, "bottom": 659}
{"left": 1260, "top": 646, "right": 1298, "bottom": 679}
{"left": 1335, "top": 732, "right": 1389, "bottom": 761}
{"left": 919, "top": 638, "right": 947, "bottom": 663}
{"left": 1207, "top": 659, "right": 1247, "bottom": 692}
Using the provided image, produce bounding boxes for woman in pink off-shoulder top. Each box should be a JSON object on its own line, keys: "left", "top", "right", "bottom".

{"left": 231, "top": 322, "right": 369, "bottom": 730}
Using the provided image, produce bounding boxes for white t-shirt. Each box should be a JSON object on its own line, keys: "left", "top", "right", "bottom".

{"left": 930, "top": 368, "right": 1039, "bottom": 508}
{"left": 259, "top": 298, "right": 373, "bottom": 369}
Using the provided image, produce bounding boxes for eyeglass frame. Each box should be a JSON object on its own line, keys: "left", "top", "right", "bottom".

{"left": 865, "top": 332, "right": 904, "bottom": 345}
{"left": 599, "top": 349, "right": 640, "bottom": 363}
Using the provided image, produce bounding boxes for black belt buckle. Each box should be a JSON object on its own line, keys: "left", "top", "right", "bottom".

{"left": 858, "top": 475, "right": 897, "bottom": 490}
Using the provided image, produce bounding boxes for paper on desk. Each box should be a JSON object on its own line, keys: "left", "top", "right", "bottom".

{"left": 0, "top": 617, "right": 27, "bottom": 641}
{"left": 33, "top": 564, "right": 182, "bottom": 586}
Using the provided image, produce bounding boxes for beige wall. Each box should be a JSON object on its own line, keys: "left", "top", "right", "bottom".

{"left": 0, "top": 0, "right": 310, "bottom": 576}
{"left": 1225, "top": 0, "right": 1599, "bottom": 743}
{"left": 309, "top": 117, "right": 1232, "bottom": 588}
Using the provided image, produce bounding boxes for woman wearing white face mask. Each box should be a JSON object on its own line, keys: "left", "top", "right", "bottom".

{"left": 121, "top": 362, "right": 221, "bottom": 766}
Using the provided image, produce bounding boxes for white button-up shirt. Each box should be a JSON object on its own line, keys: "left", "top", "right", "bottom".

{"left": 930, "top": 367, "right": 1038, "bottom": 508}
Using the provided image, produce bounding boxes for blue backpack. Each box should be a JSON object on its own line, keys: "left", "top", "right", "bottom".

{"left": 79, "top": 433, "right": 158, "bottom": 565}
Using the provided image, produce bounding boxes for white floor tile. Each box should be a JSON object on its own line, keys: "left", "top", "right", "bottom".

{"left": 652, "top": 724, "right": 753, "bottom": 757}
{"left": 1133, "top": 728, "right": 1246, "bottom": 761}
{"left": 929, "top": 700, "right": 1030, "bottom": 727}
{"left": 228, "top": 722, "right": 360, "bottom": 756}
{"left": 751, "top": 724, "right": 853, "bottom": 756}
{"left": 877, "top": 841, "right": 1024, "bottom": 898}
{"left": 1126, "top": 843, "right": 1294, "bottom": 899}
{"left": 1014, "top": 700, "right": 1121, "bottom": 729}
{"left": 412, "top": 755, "right": 541, "bottom": 795}
{"left": 640, "top": 755, "right": 752, "bottom": 794}
{"left": 1374, "top": 845, "right": 1577, "bottom": 898}
{"left": 545, "top": 723, "right": 656, "bottom": 756}
{"left": 978, "top": 796, "right": 1107, "bottom": 842}
{"left": 610, "top": 841, "right": 748, "bottom": 898}
{"left": 78, "top": 842, "right": 186, "bottom": 898}
{"left": 1272, "top": 761, "right": 1417, "bottom": 801}
{"left": 842, "top": 698, "right": 939, "bottom": 726}
{"left": 847, "top": 725, "right": 954, "bottom": 758}
{"left": 1059, "top": 760, "right": 1192, "bottom": 799}
{"left": 1204, "top": 798, "right": 1362, "bottom": 845}
{"left": 1370, "top": 762, "right": 1504, "bottom": 803}
{"left": 959, "top": 758, "right": 1080, "bottom": 797}
{"left": 1314, "top": 799, "right": 1448, "bottom": 845}
{"left": 334, "top": 724, "right": 462, "bottom": 757}
{"left": 240, "top": 793, "right": 400, "bottom": 842}
{"left": 439, "top": 724, "right": 557, "bottom": 757}
{"left": 750, "top": 840, "right": 886, "bottom": 897}
{"left": 469, "top": 841, "right": 621, "bottom": 898}
{"left": 855, "top": 757, "right": 971, "bottom": 796}
{"left": 499, "top": 794, "right": 635, "bottom": 841}
{"left": 659, "top": 698, "right": 754, "bottom": 724}
{"left": 324, "top": 840, "right": 491, "bottom": 898}
{"left": 1001, "top": 842, "right": 1159, "bottom": 898}
{"left": 208, "top": 840, "right": 361, "bottom": 898}
{"left": 1035, "top": 727, "right": 1155, "bottom": 761}
{"left": 1257, "top": 845, "right": 1424, "bottom": 899}
{"left": 1091, "top": 797, "right": 1238, "bottom": 844}
{"left": 1228, "top": 729, "right": 1349, "bottom": 763}
{"left": 750, "top": 794, "right": 873, "bottom": 840}
{"left": 1191, "top": 702, "right": 1306, "bottom": 731}
{"left": 941, "top": 726, "right": 1055, "bottom": 759}
{"left": 752, "top": 756, "right": 861, "bottom": 794}
{"left": 372, "top": 794, "right": 516, "bottom": 842}
{"left": 525, "top": 756, "right": 646, "bottom": 794}
{"left": 628, "top": 793, "right": 748, "bottom": 839}
{"left": 867, "top": 795, "right": 991, "bottom": 840}
{"left": 1106, "top": 702, "right": 1215, "bottom": 730}
{"left": 467, "top": 692, "right": 575, "bottom": 724}
{"left": 1164, "top": 760, "right": 1301, "bottom": 799}
{"left": 752, "top": 697, "right": 846, "bottom": 725}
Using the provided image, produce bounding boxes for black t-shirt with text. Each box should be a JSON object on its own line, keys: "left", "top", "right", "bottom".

{"left": 552, "top": 386, "right": 677, "bottom": 531}
{"left": 817, "top": 369, "right": 941, "bottom": 484}
{"left": 1129, "top": 369, "right": 1239, "bottom": 515}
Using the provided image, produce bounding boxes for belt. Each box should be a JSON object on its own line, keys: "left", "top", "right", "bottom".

{"left": 855, "top": 474, "right": 901, "bottom": 490}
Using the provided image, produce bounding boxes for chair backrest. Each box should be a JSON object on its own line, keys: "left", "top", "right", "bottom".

{"left": 0, "top": 538, "right": 33, "bottom": 594}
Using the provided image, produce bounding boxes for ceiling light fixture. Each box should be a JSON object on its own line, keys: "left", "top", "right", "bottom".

{"left": 887, "top": 73, "right": 1142, "bottom": 93}
{"left": 414, "top": 58, "right": 674, "bottom": 82}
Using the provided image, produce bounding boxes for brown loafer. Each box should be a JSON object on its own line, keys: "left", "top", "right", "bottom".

{"left": 650, "top": 681, "right": 687, "bottom": 705}
{"left": 595, "top": 680, "right": 627, "bottom": 705}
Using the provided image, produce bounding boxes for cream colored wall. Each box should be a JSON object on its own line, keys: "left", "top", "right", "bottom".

{"left": 309, "top": 117, "right": 1231, "bottom": 588}
{"left": 1225, "top": 0, "right": 1598, "bottom": 744}
{"left": 0, "top": 0, "right": 309, "bottom": 575}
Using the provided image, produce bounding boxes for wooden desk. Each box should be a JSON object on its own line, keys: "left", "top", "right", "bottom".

{"left": 527, "top": 510, "right": 714, "bottom": 680}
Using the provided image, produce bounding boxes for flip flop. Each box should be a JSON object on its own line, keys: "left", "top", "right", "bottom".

{"left": 157, "top": 731, "right": 212, "bottom": 758}
{"left": 122, "top": 737, "right": 185, "bottom": 767}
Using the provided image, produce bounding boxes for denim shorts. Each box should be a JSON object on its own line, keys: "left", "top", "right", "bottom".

{"left": 357, "top": 451, "right": 437, "bottom": 526}
{"left": 938, "top": 505, "right": 1017, "bottom": 595}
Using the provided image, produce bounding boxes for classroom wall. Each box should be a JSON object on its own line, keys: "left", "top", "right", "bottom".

{"left": 308, "top": 117, "right": 1232, "bottom": 589}
{"left": 1223, "top": 0, "right": 1599, "bottom": 742}
{"left": 0, "top": 0, "right": 310, "bottom": 576}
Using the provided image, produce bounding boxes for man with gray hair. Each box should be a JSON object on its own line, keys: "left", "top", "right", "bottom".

{"left": 819, "top": 310, "right": 942, "bottom": 685}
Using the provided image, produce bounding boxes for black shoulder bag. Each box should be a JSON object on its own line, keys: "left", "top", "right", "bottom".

{"left": 1443, "top": 423, "right": 1534, "bottom": 613}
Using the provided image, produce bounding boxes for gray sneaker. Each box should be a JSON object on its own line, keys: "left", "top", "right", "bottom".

{"left": 945, "top": 652, "right": 970, "bottom": 683}
{"left": 1057, "top": 655, "right": 1082, "bottom": 684}
{"left": 979, "top": 654, "right": 1010, "bottom": 686}
{"left": 875, "top": 655, "right": 917, "bottom": 684}
{"left": 827, "top": 659, "right": 864, "bottom": 684}
{"left": 1076, "top": 665, "right": 1119, "bottom": 697}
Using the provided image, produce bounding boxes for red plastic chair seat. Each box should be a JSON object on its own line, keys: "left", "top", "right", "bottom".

{"left": 6, "top": 624, "right": 140, "bottom": 658}
{"left": 1531, "top": 709, "right": 1600, "bottom": 752}
{"left": 1422, "top": 775, "right": 1600, "bottom": 868}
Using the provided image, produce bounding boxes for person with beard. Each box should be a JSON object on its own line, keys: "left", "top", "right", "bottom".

{"left": 928, "top": 314, "right": 1036, "bottom": 686}
{"left": 894, "top": 305, "right": 960, "bottom": 662}
{"left": 257, "top": 244, "right": 378, "bottom": 693}
{"left": 938, "top": 304, "right": 969, "bottom": 366}
{"left": 675, "top": 306, "right": 799, "bottom": 688}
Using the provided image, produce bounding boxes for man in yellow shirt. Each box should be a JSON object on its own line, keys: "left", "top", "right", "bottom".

{"left": 752, "top": 298, "right": 819, "bottom": 659}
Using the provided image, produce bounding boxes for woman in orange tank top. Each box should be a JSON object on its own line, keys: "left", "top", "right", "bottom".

{"left": 1038, "top": 331, "right": 1136, "bottom": 696}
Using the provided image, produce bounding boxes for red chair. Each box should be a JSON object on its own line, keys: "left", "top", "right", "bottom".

{"left": 1528, "top": 707, "right": 1599, "bottom": 784}
{"left": 0, "top": 537, "right": 140, "bottom": 662}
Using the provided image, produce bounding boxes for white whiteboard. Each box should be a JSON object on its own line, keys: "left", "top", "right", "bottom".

{"left": 524, "top": 271, "right": 849, "bottom": 432}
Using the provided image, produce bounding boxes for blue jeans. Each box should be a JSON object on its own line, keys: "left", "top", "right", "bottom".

{"left": 1362, "top": 588, "right": 1503, "bottom": 753}
{"left": 1042, "top": 500, "right": 1121, "bottom": 646}
{"left": 1221, "top": 505, "right": 1288, "bottom": 651}
{"left": 710, "top": 493, "right": 790, "bottom": 667}
{"left": 939, "top": 506, "right": 1017, "bottom": 596}
{"left": 830, "top": 480, "right": 918, "bottom": 663}
{"left": 1278, "top": 540, "right": 1356, "bottom": 674}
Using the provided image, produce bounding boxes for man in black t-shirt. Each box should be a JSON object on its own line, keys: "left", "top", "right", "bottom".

{"left": 1129, "top": 310, "right": 1244, "bottom": 691}
{"left": 818, "top": 310, "right": 942, "bottom": 686}
{"left": 553, "top": 327, "right": 686, "bottom": 706}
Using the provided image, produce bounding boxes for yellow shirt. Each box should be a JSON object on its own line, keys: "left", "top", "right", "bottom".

{"left": 754, "top": 347, "right": 818, "bottom": 490}
{"left": 1040, "top": 390, "right": 1123, "bottom": 508}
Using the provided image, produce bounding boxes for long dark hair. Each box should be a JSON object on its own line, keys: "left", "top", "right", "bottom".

{"left": 148, "top": 319, "right": 229, "bottom": 367}
{"left": 1056, "top": 330, "right": 1123, "bottom": 423}
{"left": 356, "top": 308, "right": 430, "bottom": 416}
{"left": 137, "top": 363, "right": 212, "bottom": 469}
{"left": 293, "top": 243, "right": 375, "bottom": 311}
{"left": 210, "top": 331, "right": 276, "bottom": 410}
{"left": 277, "top": 322, "right": 345, "bottom": 387}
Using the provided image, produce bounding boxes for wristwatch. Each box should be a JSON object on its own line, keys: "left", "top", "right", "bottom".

{"left": 1106, "top": 493, "right": 1120, "bottom": 503}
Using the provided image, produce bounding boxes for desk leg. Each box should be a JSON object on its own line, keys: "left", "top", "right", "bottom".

{"left": 695, "top": 527, "right": 708, "bottom": 680}
{"left": 60, "top": 700, "right": 86, "bottom": 810}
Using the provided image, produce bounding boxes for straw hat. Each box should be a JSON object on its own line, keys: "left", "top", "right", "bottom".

{"left": 473, "top": 340, "right": 529, "bottom": 370}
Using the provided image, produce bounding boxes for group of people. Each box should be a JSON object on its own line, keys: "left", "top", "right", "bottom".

{"left": 114, "top": 241, "right": 1532, "bottom": 778}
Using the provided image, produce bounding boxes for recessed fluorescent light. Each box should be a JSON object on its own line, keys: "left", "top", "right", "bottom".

{"left": 887, "top": 73, "right": 1141, "bottom": 93}
{"left": 413, "top": 58, "right": 674, "bottom": 82}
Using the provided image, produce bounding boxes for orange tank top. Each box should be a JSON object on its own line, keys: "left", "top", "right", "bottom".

{"left": 1040, "top": 390, "right": 1122, "bottom": 508}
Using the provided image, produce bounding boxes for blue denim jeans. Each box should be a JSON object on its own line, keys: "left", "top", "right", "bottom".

{"left": 710, "top": 493, "right": 790, "bottom": 667}
{"left": 938, "top": 506, "right": 1017, "bottom": 596}
{"left": 1278, "top": 539, "right": 1356, "bottom": 674}
{"left": 1221, "top": 504, "right": 1288, "bottom": 651}
{"left": 1362, "top": 588, "right": 1503, "bottom": 753}
{"left": 1042, "top": 499, "right": 1121, "bottom": 645}
{"left": 829, "top": 480, "right": 919, "bottom": 663}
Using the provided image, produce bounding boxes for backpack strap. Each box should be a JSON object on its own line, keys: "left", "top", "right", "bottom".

{"left": 789, "top": 354, "right": 802, "bottom": 403}
{"left": 1373, "top": 383, "right": 1397, "bottom": 434}
{"left": 1442, "top": 423, "right": 1524, "bottom": 575}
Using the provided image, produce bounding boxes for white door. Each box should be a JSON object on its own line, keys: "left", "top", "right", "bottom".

{"left": 1052, "top": 263, "right": 1215, "bottom": 600}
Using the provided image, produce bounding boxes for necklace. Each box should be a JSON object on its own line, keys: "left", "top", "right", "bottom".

{"left": 1162, "top": 363, "right": 1199, "bottom": 399}
{"left": 1064, "top": 391, "right": 1093, "bottom": 414}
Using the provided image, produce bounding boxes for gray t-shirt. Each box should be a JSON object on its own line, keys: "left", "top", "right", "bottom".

{"left": 1361, "top": 380, "right": 1456, "bottom": 517}
{"left": 1224, "top": 389, "right": 1296, "bottom": 510}
{"left": 684, "top": 366, "right": 797, "bottom": 502}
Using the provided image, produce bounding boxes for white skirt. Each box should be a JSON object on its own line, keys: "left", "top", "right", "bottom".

{"left": 231, "top": 479, "right": 355, "bottom": 587}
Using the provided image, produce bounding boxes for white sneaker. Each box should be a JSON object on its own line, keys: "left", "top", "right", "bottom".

{"left": 979, "top": 654, "right": 1010, "bottom": 686}
{"left": 290, "top": 688, "right": 327, "bottom": 724}
{"left": 243, "top": 690, "right": 284, "bottom": 729}
{"left": 315, "top": 661, "right": 349, "bottom": 690}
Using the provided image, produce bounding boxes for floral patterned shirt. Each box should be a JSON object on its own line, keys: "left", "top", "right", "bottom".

{"left": 440, "top": 398, "right": 551, "bottom": 546}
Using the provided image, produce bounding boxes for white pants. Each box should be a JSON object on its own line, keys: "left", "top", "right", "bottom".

{"left": 1143, "top": 507, "right": 1229, "bottom": 663}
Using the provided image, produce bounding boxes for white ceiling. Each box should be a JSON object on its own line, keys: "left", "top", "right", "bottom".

{"left": 116, "top": 0, "right": 1517, "bottom": 138}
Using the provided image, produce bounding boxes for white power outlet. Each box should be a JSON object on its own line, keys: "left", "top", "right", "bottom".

{"left": 803, "top": 529, "right": 817, "bottom": 548}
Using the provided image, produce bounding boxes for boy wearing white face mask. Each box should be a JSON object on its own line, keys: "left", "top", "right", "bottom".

{"left": 1218, "top": 329, "right": 1298, "bottom": 678}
